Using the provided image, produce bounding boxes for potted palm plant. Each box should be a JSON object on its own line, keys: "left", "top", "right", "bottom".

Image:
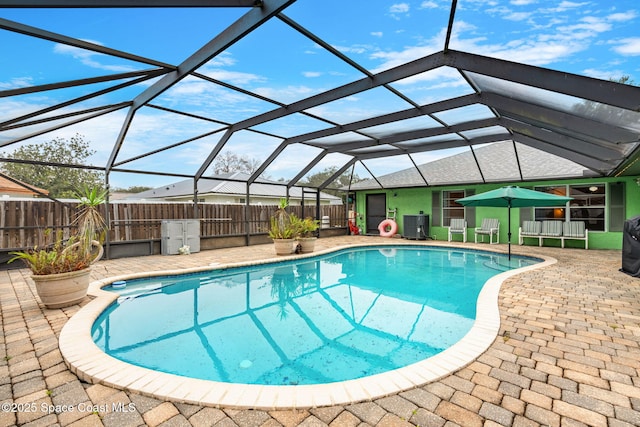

{"left": 9, "top": 186, "right": 107, "bottom": 308}
{"left": 268, "top": 198, "right": 296, "bottom": 255}
{"left": 292, "top": 216, "right": 320, "bottom": 253}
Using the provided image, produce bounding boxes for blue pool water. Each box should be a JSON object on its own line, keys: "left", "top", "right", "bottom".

{"left": 92, "top": 246, "right": 539, "bottom": 385}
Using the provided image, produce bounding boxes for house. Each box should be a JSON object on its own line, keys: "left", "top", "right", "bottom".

{"left": 348, "top": 142, "right": 640, "bottom": 250}
{"left": 0, "top": 175, "right": 49, "bottom": 198}
{"left": 127, "top": 172, "right": 342, "bottom": 205}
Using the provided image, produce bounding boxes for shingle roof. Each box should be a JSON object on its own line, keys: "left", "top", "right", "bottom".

{"left": 349, "top": 141, "right": 590, "bottom": 190}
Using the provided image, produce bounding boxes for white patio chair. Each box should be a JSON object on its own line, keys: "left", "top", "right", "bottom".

{"left": 474, "top": 218, "right": 499, "bottom": 244}
{"left": 448, "top": 218, "right": 467, "bottom": 242}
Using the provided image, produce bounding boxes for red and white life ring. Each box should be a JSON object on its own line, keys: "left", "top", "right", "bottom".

{"left": 378, "top": 219, "right": 398, "bottom": 238}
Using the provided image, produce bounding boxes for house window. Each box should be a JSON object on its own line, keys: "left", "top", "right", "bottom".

{"left": 533, "top": 186, "right": 567, "bottom": 221}
{"left": 533, "top": 184, "right": 606, "bottom": 231}
{"left": 569, "top": 184, "right": 605, "bottom": 231}
{"left": 442, "top": 190, "right": 465, "bottom": 226}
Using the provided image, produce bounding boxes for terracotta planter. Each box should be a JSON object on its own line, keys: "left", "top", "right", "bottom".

{"left": 296, "top": 237, "right": 317, "bottom": 253}
{"left": 273, "top": 239, "right": 295, "bottom": 255}
{"left": 31, "top": 268, "right": 91, "bottom": 309}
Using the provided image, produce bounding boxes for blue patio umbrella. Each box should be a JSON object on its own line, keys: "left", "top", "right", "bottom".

{"left": 456, "top": 186, "right": 573, "bottom": 259}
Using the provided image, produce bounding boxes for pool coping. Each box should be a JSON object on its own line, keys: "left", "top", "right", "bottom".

{"left": 59, "top": 242, "right": 556, "bottom": 410}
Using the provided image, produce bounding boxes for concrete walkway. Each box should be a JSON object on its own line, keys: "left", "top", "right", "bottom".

{"left": 1, "top": 236, "right": 639, "bottom": 427}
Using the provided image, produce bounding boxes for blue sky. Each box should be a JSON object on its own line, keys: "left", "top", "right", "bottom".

{"left": 1, "top": 0, "right": 639, "bottom": 189}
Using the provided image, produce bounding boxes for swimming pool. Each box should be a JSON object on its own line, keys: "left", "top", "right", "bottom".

{"left": 60, "top": 242, "right": 552, "bottom": 409}
{"left": 92, "top": 246, "right": 538, "bottom": 386}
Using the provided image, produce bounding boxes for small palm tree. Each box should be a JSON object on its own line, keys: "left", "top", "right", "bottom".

{"left": 9, "top": 186, "right": 108, "bottom": 274}
{"left": 73, "top": 185, "right": 108, "bottom": 257}
{"left": 268, "top": 198, "right": 294, "bottom": 239}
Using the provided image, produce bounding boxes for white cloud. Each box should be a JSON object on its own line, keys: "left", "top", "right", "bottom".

{"left": 607, "top": 10, "right": 638, "bottom": 22}
{"left": 557, "top": 17, "right": 612, "bottom": 39}
{"left": 303, "top": 71, "right": 322, "bottom": 78}
{"left": 114, "top": 110, "right": 231, "bottom": 172}
{"left": 369, "top": 21, "right": 482, "bottom": 72}
{"left": 504, "top": 11, "right": 533, "bottom": 21}
{"left": 555, "top": 1, "right": 588, "bottom": 11}
{"left": 369, "top": 12, "right": 608, "bottom": 73}
{"left": 0, "top": 103, "right": 127, "bottom": 169}
{"left": 491, "top": 41, "right": 589, "bottom": 65}
{"left": 158, "top": 75, "right": 262, "bottom": 113}
{"left": 457, "top": 0, "right": 499, "bottom": 9}
{"left": 510, "top": 0, "right": 536, "bottom": 5}
{"left": 53, "top": 42, "right": 138, "bottom": 72}
{"left": 0, "top": 77, "right": 34, "bottom": 90}
{"left": 371, "top": 31, "right": 384, "bottom": 38}
{"left": 196, "top": 53, "right": 267, "bottom": 85}
{"left": 370, "top": 45, "right": 438, "bottom": 72}
{"left": 391, "top": 66, "right": 464, "bottom": 87}
{"left": 442, "top": 6, "right": 637, "bottom": 67}
{"left": 612, "top": 38, "right": 640, "bottom": 56}
{"left": 484, "top": 6, "right": 535, "bottom": 22}
{"left": 53, "top": 39, "right": 103, "bottom": 51}
{"left": 0, "top": 100, "right": 48, "bottom": 146}
{"left": 419, "top": 1, "right": 439, "bottom": 9}
{"left": 208, "top": 52, "right": 237, "bottom": 67}
{"left": 332, "top": 44, "right": 371, "bottom": 55}
{"left": 201, "top": 69, "right": 265, "bottom": 85}
{"left": 390, "top": 3, "right": 410, "bottom": 14}
{"left": 582, "top": 68, "right": 628, "bottom": 80}
{"left": 306, "top": 103, "right": 385, "bottom": 124}
{"left": 559, "top": 0, "right": 582, "bottom": 6}
{"left": 253, "top": 85, "right": 321, "bottom": 104}
{"left": 164, "top": 79, "right": 212, "bottom": 97}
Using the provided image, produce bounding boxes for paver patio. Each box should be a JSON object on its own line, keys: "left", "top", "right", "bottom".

{"left": 1, "top": 236, "right": 639, "bottom": 427}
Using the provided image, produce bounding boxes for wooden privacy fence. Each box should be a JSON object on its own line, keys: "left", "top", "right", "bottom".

{"left": 0, "top": 200, "right": 346, "bottom": 250}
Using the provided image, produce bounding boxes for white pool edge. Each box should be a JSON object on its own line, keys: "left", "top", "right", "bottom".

{"left": 59, "top": 243, "right": 556, "bottom": 410}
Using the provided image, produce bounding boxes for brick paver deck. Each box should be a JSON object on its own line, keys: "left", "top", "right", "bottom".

{"left": 1, "top": 236, "right": 639, "bottom": 426}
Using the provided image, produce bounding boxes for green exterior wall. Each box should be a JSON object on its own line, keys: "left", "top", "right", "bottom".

{"left": 353, "top": 176, "right": 640, "bottom": 250}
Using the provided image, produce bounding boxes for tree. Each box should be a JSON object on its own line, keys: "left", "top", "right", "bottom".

{"left": 299, "top": 166, "right": 362, "bottom": 197}
{"left": 213, "top": 151, "right": 261, "bottom": 175}
{"left": 112, "top": 186, "right": 153, "bottom": 193}
{"left": 0, "top": 134, "right": 104, "bottom": 198}
{"left": 613, "top": 75, "right": 635, "bottom": 85}
{"left": 572, "top": 75, "right": 637, "bottom": 124}
{"left": 299, "top": 166, "right": 362, "bottom": 188}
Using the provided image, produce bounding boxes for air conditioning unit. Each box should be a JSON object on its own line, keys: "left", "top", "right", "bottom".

{"left": 403, "top": 214, "right": 429, "bottom": 240}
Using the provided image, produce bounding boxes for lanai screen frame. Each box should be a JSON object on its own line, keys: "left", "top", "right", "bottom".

{"left": 1, "top": 1, "right": 639, "bottom": 203}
